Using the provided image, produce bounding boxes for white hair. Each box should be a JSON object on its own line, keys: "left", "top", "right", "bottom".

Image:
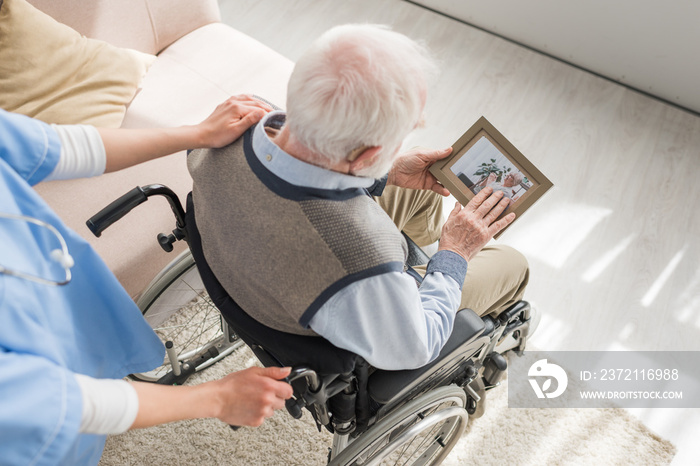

{"left": 286, "top": 24, "right": 438, "bottom": 170}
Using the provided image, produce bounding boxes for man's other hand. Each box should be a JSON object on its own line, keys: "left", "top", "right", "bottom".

{"left": 387, "top": 147, "right": 452, "bottom": 196}
{"left": 438, "top": 187, "right": 516, "bottom": 261}
{"left": 197, "top": 95, "right": 274, "bottom": 149}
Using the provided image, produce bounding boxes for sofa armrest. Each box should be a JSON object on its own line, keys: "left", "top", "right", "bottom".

{"left": 27, "top": 0, "right": 220, "bottom": 54}
{"left": 143, "top": 0, "right": 221, "bottom": 53}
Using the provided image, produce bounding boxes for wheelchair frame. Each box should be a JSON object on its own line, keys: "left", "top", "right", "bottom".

{"left": 88, "top": 184, "right": 534, "bottom": 465}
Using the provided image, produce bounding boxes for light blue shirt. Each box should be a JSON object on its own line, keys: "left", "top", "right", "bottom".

{"left": 253, "top": 112, "right": 467, "bottom": 370}
{"left": 0, "top": 110, "right": 164, "bottom": 465}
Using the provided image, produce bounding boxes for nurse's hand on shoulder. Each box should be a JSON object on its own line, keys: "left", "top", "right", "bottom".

{"left": 196, "top": 95, "right": 274, "bottom": 149}
{"left": 100, "top": 94, "right": 274, "bottom": 173}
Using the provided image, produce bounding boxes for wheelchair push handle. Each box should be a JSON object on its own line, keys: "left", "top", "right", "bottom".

{"left": 86, "top": 187, "right": 146, "bottom": 237}
{"left": 286, "top": 367, "right": 320, "bottom": 391}
{"left": 230, "top": 367, "right": 318, "bottom": 431}
{"left": 86, "top": 184, "right": 186, "bottom": 237}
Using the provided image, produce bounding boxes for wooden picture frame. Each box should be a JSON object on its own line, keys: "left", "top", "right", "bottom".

{"left": 429, "top": 116, "right": 553, "bottom": 238}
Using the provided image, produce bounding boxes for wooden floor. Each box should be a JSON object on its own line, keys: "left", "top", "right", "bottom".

{"left": 219, "top": 1, "right": 700, "bottom": 463}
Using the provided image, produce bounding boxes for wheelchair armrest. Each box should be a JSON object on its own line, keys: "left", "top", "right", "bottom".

{"left": 368, "top": 309, "right": 488, "bottom": 407}
{"left": 403, "top": 232, "right": 430, "bottom": 267}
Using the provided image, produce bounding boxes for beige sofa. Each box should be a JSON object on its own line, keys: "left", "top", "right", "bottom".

{"left": 25, "top": 0, "right": 294, "bottom": 297}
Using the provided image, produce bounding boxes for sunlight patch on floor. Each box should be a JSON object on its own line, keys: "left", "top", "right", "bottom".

{"left": 529, "top": 314, "right": 572, "bottom": 350}
{"left": 674, "top": 266, "right": 700, "bottom": 326}
{"left": 641, "top": 246, "right": 687, "bottom": 308}
{"left": 506, "top": 202, "right": 612, "bottom": 269}
{"left": 581, "top": 234, "right": 636, "bottom": 283}
{"left": 617, "top": 321, "right": 636, "bottom": 342}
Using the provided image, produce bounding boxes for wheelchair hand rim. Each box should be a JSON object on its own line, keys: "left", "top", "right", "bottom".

{"left": 364, "top": 406, "right": 468, "bottom": 466}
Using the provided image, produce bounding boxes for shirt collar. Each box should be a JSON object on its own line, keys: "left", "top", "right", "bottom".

{"left": 251, "top": 111, "right": 376, "bottom": 190}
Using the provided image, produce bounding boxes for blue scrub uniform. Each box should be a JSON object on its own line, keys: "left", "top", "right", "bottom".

{"left": 0, "top": 110, "right": 165, "bottom": 465}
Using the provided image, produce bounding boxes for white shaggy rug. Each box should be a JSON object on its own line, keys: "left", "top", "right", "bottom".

{"left": 100, "top": 346, "right": 676, "bottom": 466}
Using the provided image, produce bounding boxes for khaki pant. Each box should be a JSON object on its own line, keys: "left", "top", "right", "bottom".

{"left": 375, "top": 185, "right": 529, "bottom": 317}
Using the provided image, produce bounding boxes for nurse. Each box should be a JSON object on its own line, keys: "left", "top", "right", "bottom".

{"left": 0, "top": 96, "right": 293, "bottom": 465}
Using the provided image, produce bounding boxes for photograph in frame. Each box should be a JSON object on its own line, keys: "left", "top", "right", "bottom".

{"left": 429, "top": 116, "right": 553, "bottom": 238}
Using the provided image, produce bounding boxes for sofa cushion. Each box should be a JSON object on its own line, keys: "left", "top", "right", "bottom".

{"left": 0, "top": 0, "right": 155, "bottom": 127}
{"left": 123, "top": 23, "right": 295, "bottom": 129}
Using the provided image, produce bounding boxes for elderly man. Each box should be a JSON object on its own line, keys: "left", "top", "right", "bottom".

{"left": 188, "top": 24, "right": 529, "bottom": 371}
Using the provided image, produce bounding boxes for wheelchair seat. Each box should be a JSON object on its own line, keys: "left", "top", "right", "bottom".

{"left": 185, "top": 192, "right": 476, "bottom": 462}
{"left": 368, "top": 308, "right": 489, "bottom": 408}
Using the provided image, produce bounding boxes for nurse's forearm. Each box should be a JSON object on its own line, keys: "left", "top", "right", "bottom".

{"left": 129, "top": 377, "right": 220, "bottom": 428}
{"left": 100, "top": 96, "right": 270, "bottom": 173}
{"left": 129, "top": 366, "right": 292, "bottom": 429}
{"left": 99, "top": 126, "right": 202, "bottom": 172}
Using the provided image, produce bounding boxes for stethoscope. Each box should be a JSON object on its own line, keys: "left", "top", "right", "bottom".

{"left": 0, "top": 212, "right": 74, "bottom": 286}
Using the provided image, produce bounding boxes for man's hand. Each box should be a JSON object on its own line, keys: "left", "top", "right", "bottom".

{"left": 438, "top": 187, "right": 516, "bottom": 261}
{"left": 196, "top": 95, "right": 274, "bottom": 149}
{"left": 387, "top": 147, "right": 452, "bottom": 196}
{"left": 213, "top": 366, "right": 293, "bottom": 427}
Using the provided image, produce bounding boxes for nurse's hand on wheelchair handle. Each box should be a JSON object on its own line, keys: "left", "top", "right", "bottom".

{"left": 438, "top": 186, "right": 516, "bottom": 262}
{"left": 215, "top": 366, "right": 293, "bottom": 428}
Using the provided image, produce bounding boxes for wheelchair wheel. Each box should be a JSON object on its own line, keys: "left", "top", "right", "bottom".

{"left": 329, "top": 385, "right": 468, "bottom": 466}
{"left": 131, "top": 249, "right": 244, "bottom": 382}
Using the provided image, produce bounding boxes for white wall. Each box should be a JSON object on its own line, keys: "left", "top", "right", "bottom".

{"left": 412, "top": 0, "right": 700, "bottom": 114}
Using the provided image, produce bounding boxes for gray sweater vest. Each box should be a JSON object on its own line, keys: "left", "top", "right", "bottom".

{"left": 188, "top": 128, "right": 408, "bottom": 335}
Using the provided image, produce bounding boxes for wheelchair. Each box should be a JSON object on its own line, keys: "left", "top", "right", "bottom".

{"left": 88, "top": 184, "right": 535, "bottom": 465}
